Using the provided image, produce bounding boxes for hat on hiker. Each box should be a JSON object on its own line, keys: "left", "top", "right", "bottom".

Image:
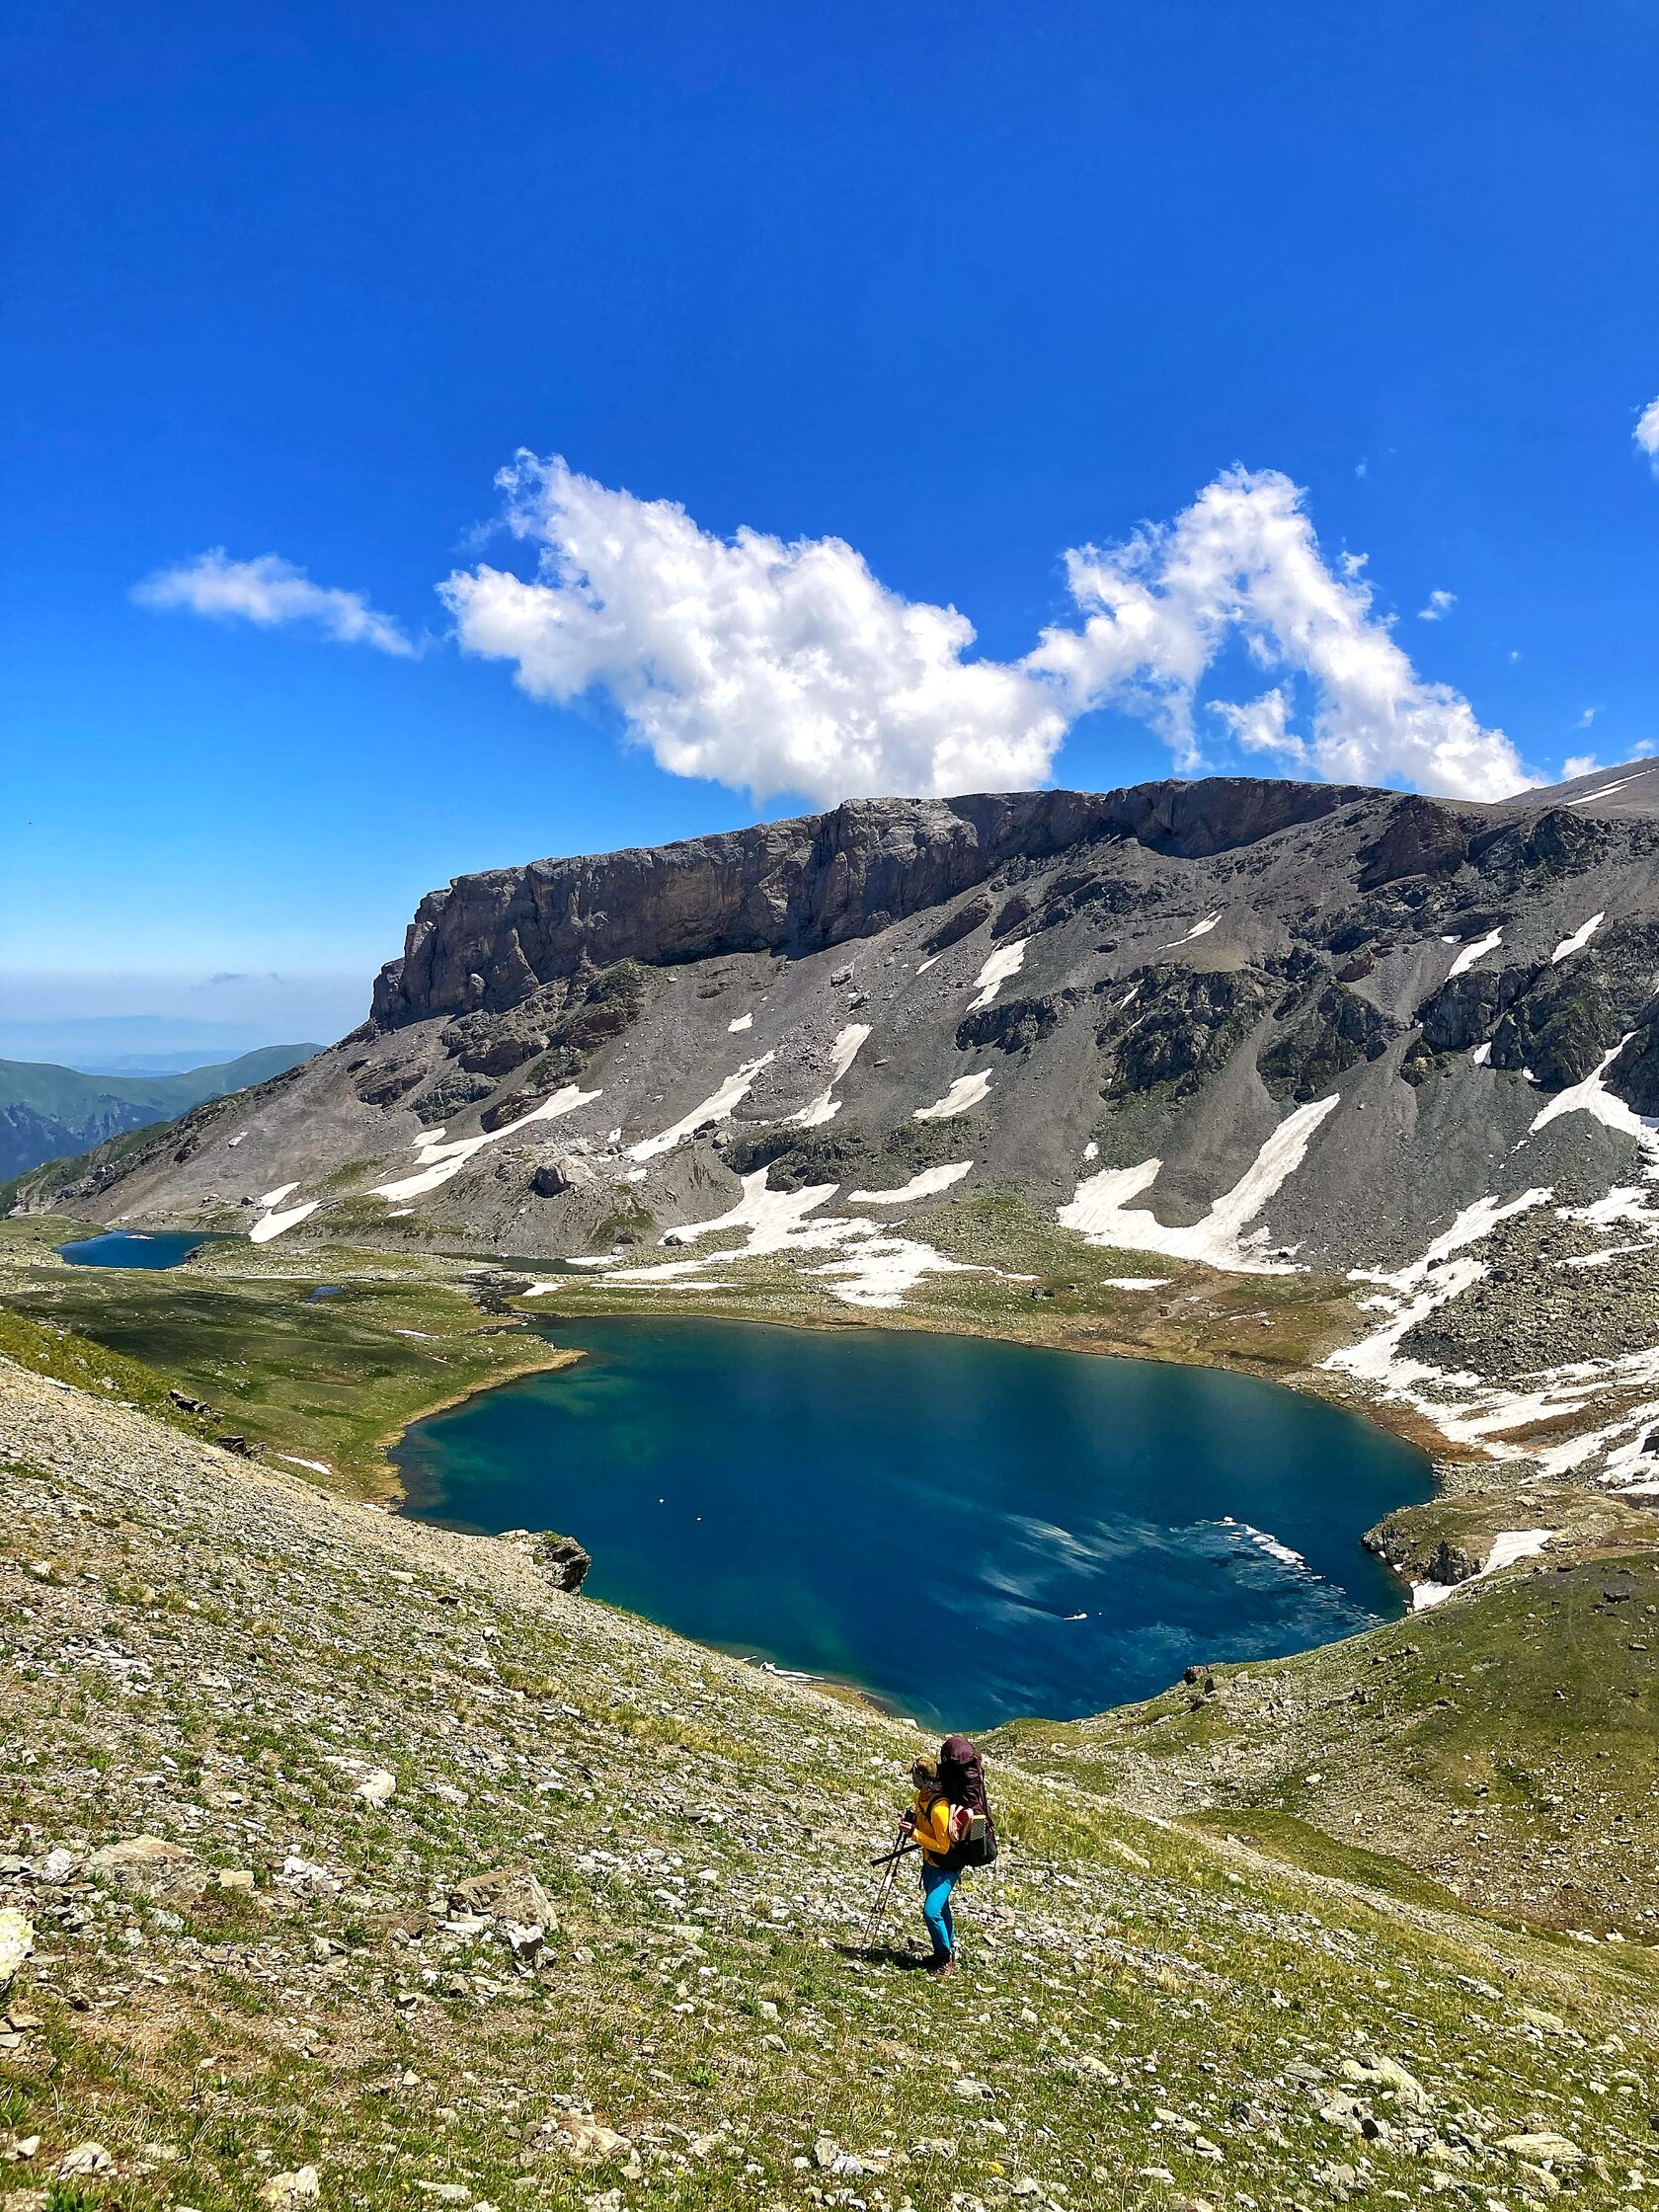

{"left": 910, "top": 1757, "right": 937, "bottom": 1787}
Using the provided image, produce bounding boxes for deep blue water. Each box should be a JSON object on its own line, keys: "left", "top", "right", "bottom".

{"left": 395, "top": 1316, "right": 1431, "bottom": 1730}
{"left": 58, "top": 1230, "right": 217, "bottom": 1270}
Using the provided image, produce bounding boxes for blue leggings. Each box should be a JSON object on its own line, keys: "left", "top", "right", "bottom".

{"left": 920, "top": 1863, "right": 959, "bottom": 1958}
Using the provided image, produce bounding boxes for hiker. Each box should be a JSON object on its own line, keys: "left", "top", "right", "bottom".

{"left": 900, "top": 1734, "right": 997, "bottom": 1976}
{"left": 903, "top": 1758, "right": 960, "bottom": 1974}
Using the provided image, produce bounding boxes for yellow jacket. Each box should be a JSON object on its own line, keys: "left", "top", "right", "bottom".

{"left": 909, "top": 1789, "right": 954, "bottom": 1866}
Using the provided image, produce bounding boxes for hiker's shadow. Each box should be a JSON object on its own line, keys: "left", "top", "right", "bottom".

{"left": 833, "top": 1942, "right": 931, "bottom": 1970}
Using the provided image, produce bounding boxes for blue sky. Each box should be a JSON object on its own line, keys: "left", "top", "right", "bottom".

{"left": 5, "top": 1, "right": 1657, "bottom": 1052}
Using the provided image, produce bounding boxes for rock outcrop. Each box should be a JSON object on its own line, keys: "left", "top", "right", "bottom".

{"left": 369, "top": 779, "right": 1362, "bottom": 1026}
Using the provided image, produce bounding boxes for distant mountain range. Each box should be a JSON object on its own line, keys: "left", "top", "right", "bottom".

{"left": 0, "top": 1045, "right": 320, "bottom": 1179}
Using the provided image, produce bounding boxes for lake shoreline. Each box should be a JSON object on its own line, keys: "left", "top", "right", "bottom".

{"left": 392, "top": 1310, "right": 1433, "bottom": 1730}
{"left": 31, "top": 1209, "right": 1466, "bottom": 1520}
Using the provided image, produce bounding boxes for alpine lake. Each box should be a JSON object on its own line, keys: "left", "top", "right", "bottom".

{"left": 395, "top": 1313, "right": 1431, "bottom": 1731}
{"left": 59, "top": 1229, "right": 222, "bottom": 1270}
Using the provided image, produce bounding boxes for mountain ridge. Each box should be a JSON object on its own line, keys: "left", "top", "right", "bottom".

{"left": 12, "top": 758, "right": 1659, "bottom": 1493}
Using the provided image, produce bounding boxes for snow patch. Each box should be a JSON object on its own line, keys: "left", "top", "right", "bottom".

{"left": 1413, "top": 1529, "right": 1552, "bottom": 1611}
{"left": 968, "top": 940, "right": 1027, "bottom": 1011}
{"left": 913, "top": 1070, "right": 991, "bottom": 1122}
{"left": 259, "top": 1182, "right": 299, "bottom": 1209}
{"left": 1351, "top": 1188, "right": 1553, "bottom": 1298}
{"left": 1557, "top": 1242, "right": 1650, "bottom": 1270}
{"left": 537, "top": 1165, "right": 999, "bottom": 1312}
{"left": 1163, "top": 911, "right": 1222, "bottom": 950}
{"left": 727, "top": 1012, "right": 753, "bottom": 1032}
{"left": 915, "top": 954, "right": 941, "bottom": 976}
{"left": 372, "top": 1084, "right": 600, "bottom": 1202}
{"left": 846, "top": 1162, "right": 973, "bottom": 1205}
{"left": 250, "top": 1199, "right": 321, "bottom": 1244}
{"left": 1058, "top": 1096, "right": 1339, "bottom": 1273}
{"left": 1530, "top": 1042, "right": 1659, "bottom": 1144}
{"left": 627, "top": 1057, "right": 770, "bottom": 1162}
{"left": 1447, "top": 927, "right": 1503, "bottom": 980}
{"left": 1485, "top": 1528, "right": 1554, "bottom": 1574}
{"left": 1329, "top": 1181, "right": 1659, "bottom": 1486}
{"left": 277, "top": 1454, "right": 335, "bottom": 1476}
{"left": 1552, "top": 912, "right": 1605, "bottom": 964}
{"left": 791, "top": 1024, "right": 872, "bottom": 1128}
{"left": 1566, "top": 767, "right": 1657, "bottom": 807}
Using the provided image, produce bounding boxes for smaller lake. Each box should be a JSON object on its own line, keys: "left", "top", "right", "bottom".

{"left": 396, "top": 1316, "right": 1432, "bottom": 1730}
{"left": 58, "top": 1230, "right": 219, "bottom": 1270}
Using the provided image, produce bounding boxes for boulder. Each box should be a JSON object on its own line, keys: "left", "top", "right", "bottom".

{"left": 531, "top": 1156, "right": 597, "bottom": 1199}
{"left": 260, "top": 2165, "right": 322, "bottom": 2204}
{"left": 447, "top": 1863, "right": 555, "bottom": 1930}
{"left": 1498, "top": 2133, "right": 1584, "bottom": 2168}
{"left": 531, "top": 1531, "right": 592, "bottom": 1592}
{"left": 57, "top": 2144, "right": 117, "bottom": 2178}
{"left": 551, "top": 2111, "right": 633, "bottom": 2167}
{"left": 0, "top": 1910, "right": 34, "bottom": 1998}
{"left": 1343, "top": 2052, "right": 1430, "bottom": 2110}
{"left": 87, "top": 1835, "right": 207, "bottom": 1901}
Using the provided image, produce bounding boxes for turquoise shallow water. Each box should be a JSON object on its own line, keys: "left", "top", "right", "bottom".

{"left": 395, "top": 1315, "right": 1432, "bottom": 1730}
{"left": 59, "top": 1230, "right": 218, "bottom": 1269}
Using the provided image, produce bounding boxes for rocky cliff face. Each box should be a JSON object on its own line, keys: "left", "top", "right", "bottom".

{"left": 370, "top": 778, "right": 1363, "bottom": 1026}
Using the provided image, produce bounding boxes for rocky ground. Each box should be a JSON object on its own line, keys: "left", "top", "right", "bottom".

{"left": 5, "top": 1357, "right": 1659, "bottom": 2211}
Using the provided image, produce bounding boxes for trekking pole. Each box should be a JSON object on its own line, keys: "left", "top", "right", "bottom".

{"left": 859, "top": 1821, "right": 909, "bottom": 1955}
{"left": 861, "top": 1855, "right": 900, "bottom": 1956}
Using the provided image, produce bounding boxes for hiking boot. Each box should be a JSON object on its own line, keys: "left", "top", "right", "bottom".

{"left": 926, "top": 1952, "right": 958, "bottom": 1978}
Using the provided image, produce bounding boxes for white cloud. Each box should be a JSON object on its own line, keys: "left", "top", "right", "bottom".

{"left": 1561, "top": 754, "right": 1599, "bottom": 781}
{"left": 1637, "top": 393, "right": 1659, "bottom": 467}
{"left": 443, "top": 456, "right": 1530, "bottom": 807}
{"left": 1418, "top": 588, "right": 1457, "bottom": 620}
{"left": 1575, "top": 706, "right": 1598, "bottom": 730}
{"left": 1024, "top": 467, "right": 1530, "bottom": 802}
{"left": 133, "top": 549, "right": 416, "bottom": 657}
{"left": 1209, "top": 686, "right": 1308, "bottom": 764}
{"left": 438, "top": 455, "right": 1066, "bottom": 804}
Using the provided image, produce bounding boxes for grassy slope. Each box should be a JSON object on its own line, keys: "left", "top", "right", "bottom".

{"left": 2, "top": 1359, "right": 1657, "bottom": 2212}
{"left": 4, "top": 1215, "right": 1656, "bottom": 1949}
{"left": 0, "top": 1227, "right": 569, "bottom": 1497}
{"left": 994, "top": 1551, "right": 1659, "bottom": 1939}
